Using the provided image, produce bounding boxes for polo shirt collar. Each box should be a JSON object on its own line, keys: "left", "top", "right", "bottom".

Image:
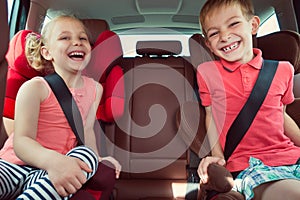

{"left": 221, "top": 48, "right": 263, "bottom": 72}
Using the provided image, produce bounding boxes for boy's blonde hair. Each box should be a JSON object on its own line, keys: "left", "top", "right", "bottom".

{"left": 200, "top": 0, "right": 255, "bottom": 36}
{"left": 25, "top": 15, "right": 88, "bottom": 73}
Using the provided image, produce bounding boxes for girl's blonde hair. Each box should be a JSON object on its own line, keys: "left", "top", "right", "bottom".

{"left": 199, "top": 0, "right": 255, "bottom": 36}
{"left": 25, "top": 15, "right": 88, "bottom": 73}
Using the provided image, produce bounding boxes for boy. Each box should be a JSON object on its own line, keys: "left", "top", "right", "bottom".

{"left": 196, "top": 0, "right": 300, "bottom": 199}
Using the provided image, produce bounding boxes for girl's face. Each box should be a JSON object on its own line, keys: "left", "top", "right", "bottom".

{"left": 203, "top": 4, "right": 260, "bottom": 64}
{"left": 41, "top": 17, "right": 91, "bottom": 73}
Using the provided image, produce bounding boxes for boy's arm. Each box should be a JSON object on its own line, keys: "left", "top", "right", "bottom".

{"left": 205, "top": 106, "right": 224, "bottom": 158}
{"left": 198, "top": 106, "right": 225, "bottom": 183}
{"left": 284, "top": 106, "right": 300, "bottom": 146}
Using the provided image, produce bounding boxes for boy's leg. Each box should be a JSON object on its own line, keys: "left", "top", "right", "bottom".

{"left": 16, "top": 146, "right": 99, "bottom": 200}
{"left": 253, "top": 179, "right": 300, "bottom": 200}
{"left": 0, "top": 160, "right": 31, "bottom": 200}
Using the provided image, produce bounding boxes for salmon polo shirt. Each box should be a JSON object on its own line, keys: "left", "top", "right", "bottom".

{"left": 0, "top": 76, "right": 97, "bottom": 165}
{"left": 197, "top": 48, "right": 300, "bottom": 172}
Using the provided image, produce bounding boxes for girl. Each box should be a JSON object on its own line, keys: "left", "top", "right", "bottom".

{"left": 0, "top": 15, "right": 121, "bottom": 200}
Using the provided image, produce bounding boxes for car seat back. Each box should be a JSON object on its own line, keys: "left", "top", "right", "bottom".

{"left": 0, "top": 0, "right": 10, "bottom": 148}
{"left": 105, "top": 40, "right": 197, "bottom": 199}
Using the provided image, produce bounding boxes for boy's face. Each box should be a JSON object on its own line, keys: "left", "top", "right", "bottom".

{"left": 203, "top": 4, "right": 260, "bottom": 63}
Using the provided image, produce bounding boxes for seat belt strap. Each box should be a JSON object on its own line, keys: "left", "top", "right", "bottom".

{"left": 224, "top": 60, "right": 279, "bottom": 161}
{"left": 44, "top": 72, "right": 85, "bottom": 145}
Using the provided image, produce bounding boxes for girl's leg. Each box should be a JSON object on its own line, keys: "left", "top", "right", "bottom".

{"left": 16, "top": 146, "right": 99, "bottom": 200}
{"left": 253, "top": 179, "right": 300, "bottom": 200}
{"left": 0, "top": 160, "right": 31, "bottom": 200}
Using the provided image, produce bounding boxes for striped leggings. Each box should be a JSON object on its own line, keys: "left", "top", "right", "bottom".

{"left": 0, "top": 146, "right": 98, "bottom": 200}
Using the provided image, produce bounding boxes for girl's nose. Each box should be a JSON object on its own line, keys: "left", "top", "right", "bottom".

{"left": 73, "top": 38, "right": 82, "bottom": 46}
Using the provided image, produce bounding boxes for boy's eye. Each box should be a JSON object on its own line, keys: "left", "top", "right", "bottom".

{"left": 208, "top": 31, "right": 218, "bottom": 38}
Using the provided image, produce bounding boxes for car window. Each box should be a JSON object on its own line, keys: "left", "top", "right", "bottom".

{"left": 257, "top": 13, "right": 280, "bottom": 37}
{"left": 7, "top": 0, "right": 15, "bottom": 23}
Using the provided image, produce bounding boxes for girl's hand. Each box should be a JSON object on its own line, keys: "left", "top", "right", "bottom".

{"left": 47, "top": 155, "right": 92, "bottom": 197}
{"left": 197, "top": 156, "right": 226, "bottom": 184}
{"left": 100, "top": 156, "right": 122, "bottom": 179}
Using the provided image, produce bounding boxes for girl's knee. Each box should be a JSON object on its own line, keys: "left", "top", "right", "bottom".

{"left": 67, "top": 146, "right": 99, "bottom": 175}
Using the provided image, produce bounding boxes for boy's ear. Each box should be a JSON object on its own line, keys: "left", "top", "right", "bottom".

{"left": 251, "top": 16, "right": 260, "bottom": 35}
{"left": 41, "top": 46, "right": 52, "bottom": 61}
{"left": 205, "top": 39, "right": 214, "bottom": 53}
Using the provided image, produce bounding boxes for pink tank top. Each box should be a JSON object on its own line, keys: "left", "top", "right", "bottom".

{"left": 0, "top": 76, "right": 97, "bottom": 165}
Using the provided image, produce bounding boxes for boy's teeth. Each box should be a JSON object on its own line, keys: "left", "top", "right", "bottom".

{"left": 223, "top": 43, "right": 238, "bottom": 52}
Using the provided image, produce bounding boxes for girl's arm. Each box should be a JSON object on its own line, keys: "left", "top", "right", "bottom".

{"left": 284, "top": 106, "right": 300, "bottom": 146}
{"left": 13, "top": 78, "right": 92, "bottom": 197}
{"left": 198, "top": 106, "right": 225, "bottom": 183}
{"left": 84, "top": 81, "right": 103, "bottom": 155}
{"left": 84, "top": 81, "right": 121, "bottom": 178}
{"left": 13, "top": 78, "right": 54, "bottom": 168}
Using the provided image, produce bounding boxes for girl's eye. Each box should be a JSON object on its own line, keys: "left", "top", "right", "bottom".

{"left": 230, "top": 21, "right": 240, "bottom": 27}
{"left": 80, "top": 37, "right": 88, "bottom": 40}
{"left": 60, "top": 36, "right": 70, "bottom": 40}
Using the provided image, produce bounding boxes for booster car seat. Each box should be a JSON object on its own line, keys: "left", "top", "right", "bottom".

{"left": 85, "top": 30, "right": 125, "bottom": 123}
{"left": 1, "top": 29, "right": 122, "bottom": 200}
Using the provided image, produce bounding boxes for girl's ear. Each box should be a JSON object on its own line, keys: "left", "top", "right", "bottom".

{"left": 41, "top": 46, "right": 52, "bottom": 61}
{"left": 251, "top": 16, "right": 260, "bottom": 35}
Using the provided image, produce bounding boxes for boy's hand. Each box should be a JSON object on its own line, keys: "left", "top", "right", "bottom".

{"left": 100, "top": 156, "right": 122, "bottom": 178}
{"left": 197, "top": 156, "right": 226, "bottom": 184}
{"left": 47, "top": 156, "right": 92, "bottom": 197}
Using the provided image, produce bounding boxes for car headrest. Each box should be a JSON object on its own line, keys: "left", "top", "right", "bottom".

{"left": 188, "top": 33, "right": 215, "bottom": 69}
{"left": 5, "top": 30, "right": 42, "bottom": 79}
{"left": 85, "top": 30, "right": 123, "bottom": 82}
{"left": 254, "top": 30, "right": 300, "bottom": 74}
{"left": 136, "top": 41, "right": 182, "bottom": 56}
{"left": 4, "top": 30, "right": 43, "bottom": 119}
{"left": 82, "top": 19, "right": 110, "bottom": 46}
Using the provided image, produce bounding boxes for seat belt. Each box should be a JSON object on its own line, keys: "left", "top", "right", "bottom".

{"left": 44, "top": 72, "right": 84, "bottom": 145}
{"left": 224, "top": 60, "right": 279, "bottom": 161}
{"left": 205, "top": 60, "right": 279, "bottom": 200}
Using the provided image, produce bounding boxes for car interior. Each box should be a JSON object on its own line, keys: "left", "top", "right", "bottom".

{"left": 1, "top": 0, "right": 300, "bottom": 199}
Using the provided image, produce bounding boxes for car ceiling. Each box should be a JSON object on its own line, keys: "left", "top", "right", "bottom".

{"left": 32, "top": 0, "right": 296, "bottom": 34}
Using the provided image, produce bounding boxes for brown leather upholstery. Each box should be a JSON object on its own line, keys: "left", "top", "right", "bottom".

{"left": 82, "top": 19, "right": 110, "bottom": 46}
{"left": 136, "top": 41, "right": 182, "bottom": 56}
{"left": 253, "top": 30, "right": 300, "bottom": 126}
{"left": 254, "top": 30, "right": 300, "bottom": 74}
{"left": 188, "top": 33, "right": 215, "bottom": 70}
{"left": 105, "top": 41, "right": 197, "bottom": 199}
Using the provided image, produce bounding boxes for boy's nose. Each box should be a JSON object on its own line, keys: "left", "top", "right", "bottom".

{"left": 220, "top": 31, "right": 231, "bottom": 41}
